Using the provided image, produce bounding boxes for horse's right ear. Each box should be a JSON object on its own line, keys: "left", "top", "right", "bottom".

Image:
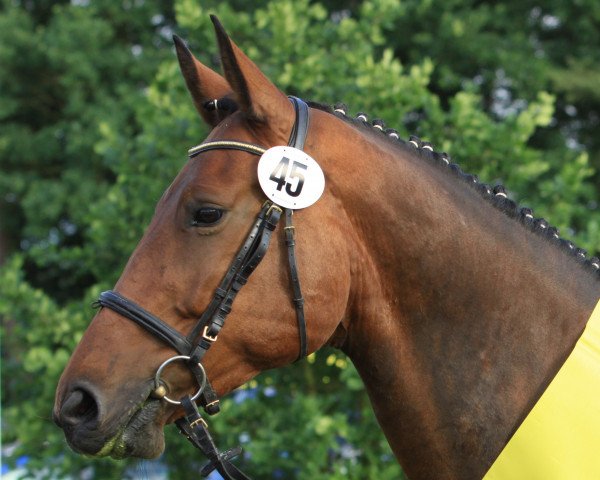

{"left": 173, "top": 35, "right": 233, "bottom": 127}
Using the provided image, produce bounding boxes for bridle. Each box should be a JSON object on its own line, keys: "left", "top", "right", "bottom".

{"left": 95, "top": 97, "right": 311, "bottom": 479}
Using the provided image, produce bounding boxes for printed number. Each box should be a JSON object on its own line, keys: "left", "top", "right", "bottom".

{"left": 286, "top": 160, "right": 307, "bottom": 197}
{"left": 269, "top": 157, "right": 307, "bottom": 197}
{"left": 269, "top": 157, "right": 289, "bottom": 191}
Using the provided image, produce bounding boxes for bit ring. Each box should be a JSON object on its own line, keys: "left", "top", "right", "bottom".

{"left": 153, "top": 355, "right": 207, "bottom": 405}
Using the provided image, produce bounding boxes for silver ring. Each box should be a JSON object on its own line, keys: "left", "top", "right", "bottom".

{"left": 154, "top": 355, "right": 207, "bottom": 405}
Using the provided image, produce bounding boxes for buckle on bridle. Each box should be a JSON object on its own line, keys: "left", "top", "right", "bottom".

{"left": 266, "top": 203, "right": 283, "bottom": 217}
{"left": 284, "top": 225, "right": 295, "bottom": 239}
{"left": 190, "top": 416, "right": 208, "bottom": 429}
{"left": 202, "top": 325, "right": 218, "bottom": 342}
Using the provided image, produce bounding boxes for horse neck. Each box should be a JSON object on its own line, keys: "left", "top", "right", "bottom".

{"left": 315, "top": 115, "right": 600, "bottom": 479}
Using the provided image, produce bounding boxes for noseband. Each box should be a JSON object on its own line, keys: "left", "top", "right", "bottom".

{"left": 94, "top": 97, "right": 310, "bottom": 479}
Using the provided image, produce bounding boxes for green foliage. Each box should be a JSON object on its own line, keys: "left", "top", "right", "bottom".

{"left": 0, "top": 256, "right": 128, "bottom": 477}
{"left": 1, "top": 0, "right": 598, "bottom": 478}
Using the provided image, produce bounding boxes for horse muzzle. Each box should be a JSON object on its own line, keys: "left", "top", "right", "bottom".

{"left": 54, "top": 382, "right": 108, "bottom": 454}
{"left": 54, "top": 381, "right": 165, "bottom": 459}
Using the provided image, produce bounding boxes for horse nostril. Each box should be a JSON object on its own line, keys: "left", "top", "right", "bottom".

{"left": 59, "top": 387, "right": 99, "bottom": 427}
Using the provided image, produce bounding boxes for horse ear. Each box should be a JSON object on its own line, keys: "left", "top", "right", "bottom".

{"left": 173, "top": 34, "right": 234, "bottom": 127}
{"left": 210, "top": 15, "right": 294, "bottom": 131}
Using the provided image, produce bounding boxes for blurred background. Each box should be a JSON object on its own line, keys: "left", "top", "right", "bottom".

{"left": 1, "top": 0, "right": 599, "bottom": 478}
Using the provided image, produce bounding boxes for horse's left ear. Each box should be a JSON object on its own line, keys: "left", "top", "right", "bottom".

{"left": 173, "top": 34, "right": 233, "bottom": 127}
{"left": 210, "top": 15, "right": 295, "bottom": 135}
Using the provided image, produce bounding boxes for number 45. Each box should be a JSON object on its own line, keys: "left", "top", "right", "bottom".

{"left": 269, "top": 157, "right": 307, "bottom": 198}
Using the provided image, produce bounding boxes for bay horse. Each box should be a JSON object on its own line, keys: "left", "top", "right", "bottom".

{"left": 54, "top": 16, "right": 600, "bottom": 479}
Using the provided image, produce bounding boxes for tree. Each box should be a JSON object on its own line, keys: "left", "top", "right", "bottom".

{"left": 1, "top": 0, "right": 598, "bottom": 478}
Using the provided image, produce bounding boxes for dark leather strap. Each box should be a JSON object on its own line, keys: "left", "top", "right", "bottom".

{"left": 284, "top": 209, "right": 307, "bottom": 359}
{"left": 199, "top": 383, "right": 221, "bottom": 415}
{"left": 188, "top": 205, "right": 283, "bottom": 365}
{"left": 96, "top": 290, "right": 192, "bottom": 355}
{"left": 96, "top": 203, "right": 282, "bottom": 396}
{"left": 177, "top": 396, "right": 250, "bottom": 479}
{"left": 288, "top": 96, "right": 310, "bottom": 149}
{"left": 286, "top": 96, "right": 309, "bottom": 360}
{"left": 185, "top": 204, "right": 271, "bottom": 345}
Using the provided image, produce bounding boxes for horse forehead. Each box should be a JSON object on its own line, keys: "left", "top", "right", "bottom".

{"left": 206, "top": 113, "right": 255, "bottom": 142}
{"left": 181, "top": 149, "right": 260, "bottom": 196}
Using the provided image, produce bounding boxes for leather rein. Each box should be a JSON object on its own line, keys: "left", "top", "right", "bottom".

{"left": 95, "top": 97, "right": 311, "bottom": 479}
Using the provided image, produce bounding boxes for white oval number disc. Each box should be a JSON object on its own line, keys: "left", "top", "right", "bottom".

{"left": 257, "top": 146, "right": 325, "bottom": 209}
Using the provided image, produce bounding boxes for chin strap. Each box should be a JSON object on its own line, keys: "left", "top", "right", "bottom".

{"left": 176, "top": 396, "right": 251, "bottom": 480}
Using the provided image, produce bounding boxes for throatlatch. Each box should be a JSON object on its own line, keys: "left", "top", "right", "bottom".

{"left": 95, "top": 97, "right": 311, "bottom": 479}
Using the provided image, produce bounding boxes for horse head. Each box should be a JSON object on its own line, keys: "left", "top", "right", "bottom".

{"left": 53, "top": 17, "right": 352, "bottom": 459}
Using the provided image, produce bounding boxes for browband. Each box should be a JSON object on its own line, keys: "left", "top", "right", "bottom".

{"left": 188, "top": 141, "right": 266, "bottom": 158}
{"left": 187, "top": 95, "right": 309, "bottom": 159}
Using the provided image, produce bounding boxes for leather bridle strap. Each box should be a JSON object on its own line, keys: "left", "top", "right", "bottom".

{"left": 179, "top": 396, "right": 251, "bottom": 480}
{"left": 184, "top": 202, "right": 271, "bottom": 346}
{"left": 182, "top": 96, "right": 309, "bottom": 362}
{"left": 285, "top": 96, "right": 309, "bottom": 359}
{"left": 96, "top": 201, "right": 281, "bottom": 396}
{"left": 96, "top": 290, "right": 193, "bottom": 354}
{"left": 186, "top": 203, "right": 283, "bottom": 367}
{"left": 188, "top": 140, "right": 266, "bottom": 159}
{"left": 178, "top": 410, "right": 244, "bottom": 480}
{"left": 285, "top": 209, "right": 307, "bottom": 359}
{"left": 288, "top": 95, "right": 310, "bottom": 149}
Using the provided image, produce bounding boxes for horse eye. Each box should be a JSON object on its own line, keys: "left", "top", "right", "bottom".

{"left": 191, "top": 207, "right": 224, "bottom": 226}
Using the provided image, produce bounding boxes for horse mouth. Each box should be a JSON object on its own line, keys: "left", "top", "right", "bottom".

{"left": 94, "top": 399, "right": 166, "bottom": 460}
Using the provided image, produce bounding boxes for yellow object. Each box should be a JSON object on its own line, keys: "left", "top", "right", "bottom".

{"left": 484, "top": 300, "right": 600, "bottom": 479}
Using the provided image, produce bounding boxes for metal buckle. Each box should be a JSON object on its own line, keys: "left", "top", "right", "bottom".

{"left": 190, "top": 416, "right": 208, "bottom": 429}
{"left": 266, "top": 203, "right": 283, "bottom": 217}
{"left": 202, "top": 325, "right": 218, "bottom": 342}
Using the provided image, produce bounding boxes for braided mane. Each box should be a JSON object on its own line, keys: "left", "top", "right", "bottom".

{"left": 306, "top": 100, "right": 600, "bottom": 279}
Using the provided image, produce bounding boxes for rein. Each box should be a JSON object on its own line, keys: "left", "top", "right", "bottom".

{"left": 95, "top": 97, "right": 310, "bottom": 479}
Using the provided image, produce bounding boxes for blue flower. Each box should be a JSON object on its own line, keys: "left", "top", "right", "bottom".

{"left": 263, "top": 386, "right": 277, "bottom": 398}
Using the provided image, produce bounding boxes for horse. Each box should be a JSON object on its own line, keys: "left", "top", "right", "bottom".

{"left": 54, "top": 16, "right": 600, "bottom": 479}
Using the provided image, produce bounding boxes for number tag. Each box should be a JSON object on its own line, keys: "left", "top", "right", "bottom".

{"left": 257, "top": 146, "right": 325, "bottom": 209}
